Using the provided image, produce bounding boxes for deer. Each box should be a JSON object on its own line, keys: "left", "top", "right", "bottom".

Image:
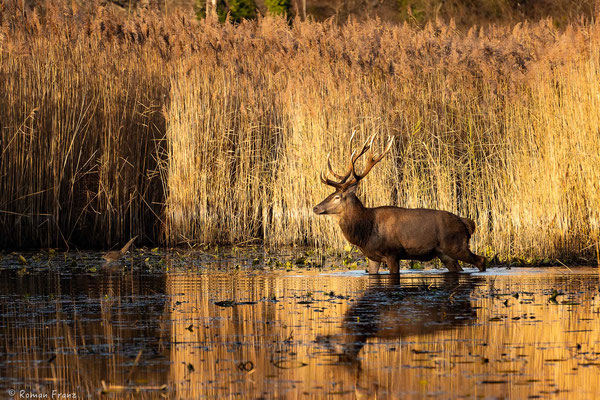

{"left": 313, "top": 133, "right": 486, "bottom": 274}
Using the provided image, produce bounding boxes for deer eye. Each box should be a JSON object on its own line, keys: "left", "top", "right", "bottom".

{"left": 334, "top": 195, "right": 341, "bottom": 200}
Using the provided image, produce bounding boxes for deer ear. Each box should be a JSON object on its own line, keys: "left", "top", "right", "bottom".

{"left": 345, "top": 183, "right": 358, "bottom": 195}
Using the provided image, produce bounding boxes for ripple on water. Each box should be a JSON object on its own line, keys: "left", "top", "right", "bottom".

{"left": 0, "top": 252, "right": 599, "bottom": 399}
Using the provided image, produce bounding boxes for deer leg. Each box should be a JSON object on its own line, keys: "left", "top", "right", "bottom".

{"left": 439, "top": 254, "right": 463, "bottom": 273}
{"left": 367, "top": 259, "right": 381, "bottom": 274}
{"left": 467, "top": 251, "right": 487, "bottom": 272}
{"left": 386, "top": 256, "right": 400, "bottom": 275}
{"left": 448, "top": 249, "right": 486, "bottom": 272}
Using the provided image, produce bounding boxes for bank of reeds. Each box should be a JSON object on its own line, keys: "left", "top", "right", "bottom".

{"left": 1, "top": 1, "right": 599, "bottom": 261}
{"left": 0, "top": 2, "right": 169, "bottom": 247}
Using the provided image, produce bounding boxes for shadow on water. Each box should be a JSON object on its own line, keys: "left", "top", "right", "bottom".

{"left": 0, "top": 252, "right": 600, "bottom": 399}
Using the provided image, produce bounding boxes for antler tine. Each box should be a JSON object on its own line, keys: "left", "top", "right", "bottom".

{"left": 319, "top": 131, "right": 378, "bottom": 188}
{"left": 326, "top": 153, "right": 345, "bottom": 180}
{"left": 371, "top": 135, "right": 394, "bottom": 163}
{"left": 320, "top": 170, "right": 342, "bottom": 188}
{"left": 324, "top": 131, "right": 357, "bottom": 181}
{"left": 323, "top": 130, "right": 368, "bottom": 185}
{"left": 352, "top": 136, "right": 372, "bottom": 163}
{"left": 368, "top": 133, "right": 376, "bottom": 148}
{"left": 351, "top": 134, "right": 394, "bottom": 181}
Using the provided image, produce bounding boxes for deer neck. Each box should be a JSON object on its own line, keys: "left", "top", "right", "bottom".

{"left": 337, "top": 195, "right": 374, "bottom": 248}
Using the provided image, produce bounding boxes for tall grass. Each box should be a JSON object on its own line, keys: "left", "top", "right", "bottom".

{"left": 1, "top": 1, "right": 599, "bottom": 261}
{"left": 0, "top": 2, "right": 168, "bottom": 247}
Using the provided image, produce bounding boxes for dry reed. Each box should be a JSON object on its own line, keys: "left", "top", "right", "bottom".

{"left": 1, "top": 1, "right": 599, "bottom": 261}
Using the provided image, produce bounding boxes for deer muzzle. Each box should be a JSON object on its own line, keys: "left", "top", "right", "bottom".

{"left": 313, "top": 205, "right": 326, "bottom": 215}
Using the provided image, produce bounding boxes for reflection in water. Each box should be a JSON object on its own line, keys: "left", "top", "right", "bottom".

{"left": 0, "top": 268, "right": 169, "bottom": 398}
{"left": 0, "top": 259, "right": 599, "bottom": 399}
{"left": 317, "top": 274, "right": 477, "bottom": 364}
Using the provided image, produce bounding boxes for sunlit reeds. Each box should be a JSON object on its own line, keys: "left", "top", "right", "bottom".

{"left": 0, "top": 2, "right": 168, "bottom": 248}
{"left": 1, "top": 1, "right": 599, "bottom": 261}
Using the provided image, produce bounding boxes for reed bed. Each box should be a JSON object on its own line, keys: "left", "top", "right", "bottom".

{"left": 1, "top": 1, "right": 599, "bottom": 261}
{"left": 0, "top": 2, "right": 169, "bottom": 248}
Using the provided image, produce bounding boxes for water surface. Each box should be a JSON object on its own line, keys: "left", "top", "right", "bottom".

{"left": 1, "top": 251, "right": 599, "bottom": 399}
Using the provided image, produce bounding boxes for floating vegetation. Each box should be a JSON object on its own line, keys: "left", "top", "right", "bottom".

{"left": 1, "top": 252, "right": 600, "bottom": 398}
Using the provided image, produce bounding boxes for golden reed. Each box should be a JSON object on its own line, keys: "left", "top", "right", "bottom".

{"left": 1, "top": 1, "right": 599, "bottom": 262}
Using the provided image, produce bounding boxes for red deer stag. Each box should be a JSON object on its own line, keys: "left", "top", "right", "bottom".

{"left": 313, "top": 133, "right": 486, "bottom": 273}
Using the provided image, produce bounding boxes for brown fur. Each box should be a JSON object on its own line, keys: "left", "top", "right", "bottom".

{"left": 461, "top": 217, "right": 476, "bottom": 236}
{"left": 314, "top": 186, "right": 486, "bottom": 273}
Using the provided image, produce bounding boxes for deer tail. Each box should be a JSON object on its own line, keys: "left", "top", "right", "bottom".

{"left": 461, "top": 218, "right": 476, "bottom": 237}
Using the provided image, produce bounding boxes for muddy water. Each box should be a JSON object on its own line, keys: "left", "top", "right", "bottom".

{"left": 0, "top": 253, "right": 599, "bottom": 399}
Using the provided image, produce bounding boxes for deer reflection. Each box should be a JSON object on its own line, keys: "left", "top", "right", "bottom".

{"left": 317, "top": 274, "right": 478, "bottom": 364}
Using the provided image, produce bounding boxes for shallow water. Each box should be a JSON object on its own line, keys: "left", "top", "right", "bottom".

{"left": 1, "top": 251, "right": 599, "bottom": 399}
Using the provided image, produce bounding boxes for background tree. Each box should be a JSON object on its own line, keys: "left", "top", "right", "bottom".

{"left": 194, "top": 0, "right": 256, "bottom": 22}
{"left": 265, "top": 0, "right": 291, "bottom": 16}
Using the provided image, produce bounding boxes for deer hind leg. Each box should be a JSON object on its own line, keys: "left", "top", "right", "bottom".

{"left": 439, "top": 254, "right": 463, "bottom": 273}
{"left": 367, "top": 259, "right": 381, "bottom": 274}
{"left": 464, "top": 250, "right": 486, "bottom": 272}
{"left": 445, "top": 247, "right": 486, "bottom": 272}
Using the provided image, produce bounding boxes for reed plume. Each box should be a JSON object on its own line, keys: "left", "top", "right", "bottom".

{"left": 1, "top": 1, "right": 599, "bottom": 262}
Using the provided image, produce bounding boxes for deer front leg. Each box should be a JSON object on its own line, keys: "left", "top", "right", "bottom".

{"left": 386, "top": 256, "right": 400, "bottom": 275}
{"left": 367, "top": 259, "right": 381, "bottom": 274}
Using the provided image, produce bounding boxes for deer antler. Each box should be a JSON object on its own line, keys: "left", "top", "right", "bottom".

{"left": 326, "top": 131, "right": 355, "bottom": 181}
{"left": 320, "top": 132, "right": 394, "bottom": 189}
{"left": 350, "top": 134, "right": 394, "bottom": 183}
{"left": 326, "top": 131, "right": 369, "bottom": 183}
{"left": 321, "top": 131, "right": 371, "bottom": 188}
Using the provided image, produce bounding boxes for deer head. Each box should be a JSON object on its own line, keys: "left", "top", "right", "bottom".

{"left": 313, "top": 132, "right": 394, "bottom": 215}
